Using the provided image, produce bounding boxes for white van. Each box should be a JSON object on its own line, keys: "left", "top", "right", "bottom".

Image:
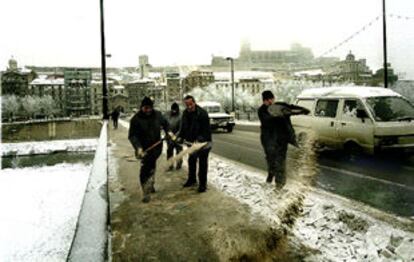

{"left": 198, "top": 101, "right": 235, "bottom": 132}
{"left": 291, "top": 86, "right": 414, "bottom": 154}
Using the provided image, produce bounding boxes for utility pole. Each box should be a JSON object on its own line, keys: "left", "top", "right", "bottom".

{"left": 100, "top": 0, "right": 109, "bottom": 119}
{"left": 382, "top": 0, "right": 388, "bottom": 88}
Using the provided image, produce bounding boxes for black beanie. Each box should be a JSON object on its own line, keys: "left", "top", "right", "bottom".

{"left": 262, "top": 90, "right": 274, "bottom": 100}
{"left": 171, "top": 102, "right": 179, "bottom": 112}
{"left": 141, "top": 96, "right": 153, "bottom": 107}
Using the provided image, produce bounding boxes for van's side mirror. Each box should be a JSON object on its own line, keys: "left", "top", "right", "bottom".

{"left": 356, "top": 109, "right": 368, "bottom": 119}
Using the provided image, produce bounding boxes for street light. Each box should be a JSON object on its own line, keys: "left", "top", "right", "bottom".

{"left": 382, "top": 0, "right": 388, "bottom": 88}
{"left": 100, "top": 0, "right": 109, "bottom": 119}
{"left": 226, "top": 57, "right": 235, "bottom": 112}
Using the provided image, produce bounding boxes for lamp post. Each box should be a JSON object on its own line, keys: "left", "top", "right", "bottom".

{"left": 382, "top": 0, "right": 388, "bottom": 88}
{"left": 226, "top": 57, "right": 235, "bottom": 112}
{"left": 100, "top": 0, "right": 109, "bottom": 119}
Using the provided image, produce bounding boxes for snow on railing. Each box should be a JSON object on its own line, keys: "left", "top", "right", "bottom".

{"left": 67, "top": 120, "right": 109, "bottom": 262}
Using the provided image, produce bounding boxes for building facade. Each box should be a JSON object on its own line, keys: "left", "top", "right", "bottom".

{"left": 64, "top": 68, "right": 92, "bottom": 116}
{"left": 182, "top": 70, "right": 214, "bottom": 93}
{"left": 1, "top": 58, "right": 37, "bottom": 96}
{"left": 166, "top": 72, "right": 182, "bottom": 103}
{"left": 29, "top": 77, "right": 65, "bottom": 112}
{"left": 328, "top": 51, "right": 373, "bottom": 85}
{"left": 110, "top": 85, "right": 128, "bottom": 113}
{"left": 125, "top": 79, "right": 155, "bottom": 112}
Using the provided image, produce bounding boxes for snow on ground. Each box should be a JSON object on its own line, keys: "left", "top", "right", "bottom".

{"left": 1, "top": 139, "right": 98, "bottom": 157}
{"left": 119, "top": 118, "right": 414, "bottom": 260}
{"left": 208, "top": 155, "right": 414, "bottom": 261}
{"left": 235, "top": 120, "right": 260, "bottom": 126}
{"left": 0, "top": 163, "right": 91, "bottom": 262}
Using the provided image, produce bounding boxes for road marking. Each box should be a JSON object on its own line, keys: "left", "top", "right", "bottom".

{"left": 319, "top": 165, "right": 414, "bottom": 192}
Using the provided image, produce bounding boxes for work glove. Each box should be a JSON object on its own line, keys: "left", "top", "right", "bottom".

{"left": 175, "top": 137, "right": 184, "bottom": 144}
{"left": 167, "top": 131, "right": 177, "bottom": 142}
{"left": 135, "top": 148, "right": 145, "bottom": 159}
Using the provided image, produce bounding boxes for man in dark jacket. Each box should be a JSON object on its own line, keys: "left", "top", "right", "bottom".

{"left": 258, "top": 90, "right": 310, "bottom": 189}
{"left": 177, "top": 95, "right": 212, "bottom": 193}
{"left": 165, "top": 102, "right": 183, "bottom": 170}
{"left": 111, "top": 108, "right": 120, "bottom": 129}
{"left": 128, "top": 96, "right": 171, "bottom": 203}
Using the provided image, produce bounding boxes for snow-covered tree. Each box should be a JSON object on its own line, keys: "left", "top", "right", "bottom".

{"left": 1, "top": 95, "right": 20, "bottom": 121}
{"left": 21, "top": 96, "right": 40, "bottom": 119}
{"left": 39, "top": 95, "right": 60, "bottom": 117}
{"left": 392, "top": 81, "right": 414, "bottom": 103}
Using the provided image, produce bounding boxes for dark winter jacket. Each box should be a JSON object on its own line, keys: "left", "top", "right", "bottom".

{"left": 128, "top": 110, "right": 170, "bottom": 155}
{"left": 258, "top": 102, "right": 306, "bottom": 147}
{"left": 178, "top": 105, "right": 212, "bottom": 143}
{"left": 111, "top": 110, "right": 120, "bottom": 120}
{"left": 164, "top": 111, "right": 181, "bottom": 134}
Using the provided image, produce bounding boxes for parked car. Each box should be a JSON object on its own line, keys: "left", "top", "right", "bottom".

{"left": 291, "top": 86, "right": 414, "bottom": 155}
{"left": 198, "top": 101, "right": 235, "bottom": 133}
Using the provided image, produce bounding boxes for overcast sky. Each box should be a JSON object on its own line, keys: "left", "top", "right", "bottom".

{"left": 1, "top": 0, "right": 413, "bottom": 78}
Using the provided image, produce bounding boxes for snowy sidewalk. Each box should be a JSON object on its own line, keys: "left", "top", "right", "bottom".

{"left": 108, "top": 122, "right": 307, "bottom": 261}
{"left": 109, "top": 119, "right": 414, "bottom": 261}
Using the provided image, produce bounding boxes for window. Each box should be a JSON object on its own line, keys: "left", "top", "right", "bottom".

{"left": 296, "top": 99, "right": 314, "bottom": 111}
{"left": 343, "top": 100, "right": 364, "bottom": 118}
{"left": 315, "top": 99, "right": 338, "bottom": 118}
{"left": 366, "top": 96, "right": 414, "bottom": 122}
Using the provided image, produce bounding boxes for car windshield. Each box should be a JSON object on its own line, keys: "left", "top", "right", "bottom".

{"left": 366, "top": 96, "right": 414, "bottom": 122}
{"left": 203, "top": 106, "right": 222, "bottom": 113}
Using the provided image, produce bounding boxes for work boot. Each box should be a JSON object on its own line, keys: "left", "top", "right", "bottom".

{"left": 197, "top": 185, "right": 207, "bottom": 193}
{"left": 142, "top": 194, "right": 151, "bottom": 203}
{"left": 275, "top": 181, "right": 285, "bottom": 190}
{"left": 266, "top": 174, "right": 274, "bottom": 183}
{"left": 176, "top": 160, "right": 183, "bottom": 170}
{"left": 183, "top": 180, "right": 197, "bottom": 187}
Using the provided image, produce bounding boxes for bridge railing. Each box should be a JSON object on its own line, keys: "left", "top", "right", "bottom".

{"left": 67, "top": 120, "right": 109, "bottom": 262}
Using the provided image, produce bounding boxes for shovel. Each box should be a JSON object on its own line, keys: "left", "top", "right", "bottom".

{"left": 125, "top": 138, "right": 166, "bottom": 162}
{"left": 164, "top": 141, "right": 208, "bottom": 171}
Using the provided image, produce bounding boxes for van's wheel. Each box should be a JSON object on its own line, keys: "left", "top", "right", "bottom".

{"left": 344, "top": 141, "right": 363, "bottom": 157}
{"left": 226, "top": 126, "right": 233, "bottom": 133}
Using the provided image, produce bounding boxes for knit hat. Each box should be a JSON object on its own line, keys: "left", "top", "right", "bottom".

{"left": 171, "top": 102, "right": 179, "bottom": 112}
{"left": 262, "top": 90, "right": 274, "bottom": 100}
{"left": 140, "top": 96, "right": 153, "bottom": 108}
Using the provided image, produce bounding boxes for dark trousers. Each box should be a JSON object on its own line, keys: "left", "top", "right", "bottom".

{"left": 187, "top": 149, "right": 210, "bottom": 188}
{"left": 167, "top": 142, "right": 183, "bottom": 168}
{"left": 113, "top": 119, "right": 118, "bottom": 129}
{"left": 264, "top": 141, "right": 288, "bottom": 185}
{"left": 139, "top": 153, "right": 158, "bottom": 194}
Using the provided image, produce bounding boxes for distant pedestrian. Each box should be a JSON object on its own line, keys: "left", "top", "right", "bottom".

{"left": 177, "top": 95, "right": 212, "bottom": 193}
{"left": 111, "top": 108, "right": 120, "bottom": 129}
{"left": 258, "top": 90, "right": 310, "bottom": 189}
{"left": 128, "top": 97, "right": 175, "bottom": 203}
{"left": 165, "top": 102, "right": 183, "bottom": 170}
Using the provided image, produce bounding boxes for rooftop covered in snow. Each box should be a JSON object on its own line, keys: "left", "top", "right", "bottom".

{"left": 298, "top": 86, "right": 401, "bottom": 99}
